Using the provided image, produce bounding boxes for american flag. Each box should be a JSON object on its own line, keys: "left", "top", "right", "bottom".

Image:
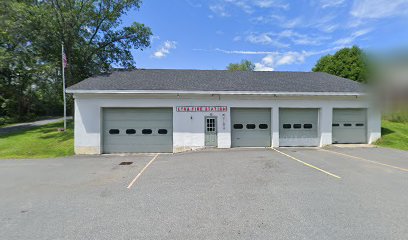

{"left": 62, "top": 51, "right": 68, "bottom": 68}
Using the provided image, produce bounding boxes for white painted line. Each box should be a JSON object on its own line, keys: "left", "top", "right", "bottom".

{"left": 320, "top": 149, "right": 408, "bottom": 172}
{"left": 272, "top": 148, "right": 341, "bottom": 179}
{"left": 127, "top": 154, "right": 160, "bottom": 189}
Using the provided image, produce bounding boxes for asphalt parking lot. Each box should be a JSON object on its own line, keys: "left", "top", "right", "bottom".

{"left": 0, "top": 147, "right": 407, "bottom": 240}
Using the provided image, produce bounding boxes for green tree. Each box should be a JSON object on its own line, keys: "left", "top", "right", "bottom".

{"left": 312, "top": 46, "right": 368, "bottom": 83}
{"left": 227, "top": 60, "right": 255, "bottom": 71}
{"left": 0, "top": 1, "right": 48, "bottom": 120}
{"left": 0, "top": 0, "right": 152, "bottom": 121}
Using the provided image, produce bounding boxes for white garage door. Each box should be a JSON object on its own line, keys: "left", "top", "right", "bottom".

{"left": 103, "top": 108, "right": 173, "bottom": 153}
{"left": 231, "top": 108, "right": 271, "bottom": 147}
{"left": 279, "top": 108, "right": 319, "bottom": 147}
{"left": 332, "top": 109, "right": 367, "bottom": 144}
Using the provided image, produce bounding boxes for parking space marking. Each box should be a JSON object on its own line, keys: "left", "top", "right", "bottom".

{"left": 320, "top": 149, "right": 408, "bottom": 172}
{"left": 127, "top": 154, "right": 160, "bottom": 189}
{"left": 272, "top": 148, "right": 341, "bottom": 179}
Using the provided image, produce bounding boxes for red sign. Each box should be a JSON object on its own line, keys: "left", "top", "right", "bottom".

{"left": 176, "top": 106, "right": 227, "bottom": 112}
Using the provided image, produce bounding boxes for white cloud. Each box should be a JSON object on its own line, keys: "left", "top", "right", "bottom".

{"left": 319, "top": 24, "right": 339, "bottom": 33}
{"left": 152, "top": 40, "right": 177, "bottom": 59}
{"left": 209, "top": 0, "right": 289, "bottom": 17}
{"left": 334, "top": 28, "right": 373, "bottom": 45}
{"left": 254, "top": 63, "right": 274, "bottom": 71}
{"left": 209, "top": 4, "right": 230, "bottom": 17}
{"left": 254, "top": 54, "right": 275, "bottom": 71}
{"left": 281, "top": 17, "right": 303, "bottom": 29}
{"left": 278, "top": 30, "right": 327, "bottom": 46}
{"left": 253, "top": 0, "right": 289, "bottom": 9}
{"left": 185, "top": 0, "right": 202, "bottom": 8}
{"left": 354, "top": 28, "right": 373, "bottom": 36}
{"left": 351, "top": 0, "right": 408, "bottom": 19}
{"left": 253, "top": 52, "right": 306, "bottom": 71}
{"left": 319, "top": 0, "right": 345, "bottom": 8}
{"left": 246, "top": 33, "right": 289, "bottom": 48}
{"left": 250, "top": 12, "right": 339, "bottom": 34}
{"left": 209, "top": 46, "right": 344, "bottom": 71}
{"left": 213, "top": 48, "right": 279, "bottom": 54}
{"left": 150, "top": 35, "right": 161, "bottom": 44}
{"left": 250, "top": 14, "right": 286, "bottom": 25}
{"left": 261, "top": 54, "right": 274, "bottom": 64}
{"left": 244, "top": 30, "right": 328, "bottom": 48}
{"left": 233, "top": 36, "right": 242, "bottom": 41}
{"left": 227, "top": 0, "right": 253, "bottom": 14}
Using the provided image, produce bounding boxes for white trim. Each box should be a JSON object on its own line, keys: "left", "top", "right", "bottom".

{"left": 66, "top": 89, "right": 365, "bottom": 96}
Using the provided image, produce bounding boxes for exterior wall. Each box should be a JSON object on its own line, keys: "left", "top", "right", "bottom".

{"left": 73, "top": 94, "right": 381, "bottom": 154}
{"left": 367, "top": 107, "right": 382, "bottom": 144}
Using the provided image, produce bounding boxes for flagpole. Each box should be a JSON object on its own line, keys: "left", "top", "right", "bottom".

{"left": 62, "top": 43, "right": 67, "bottom": 131}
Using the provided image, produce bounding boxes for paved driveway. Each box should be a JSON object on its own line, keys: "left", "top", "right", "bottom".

{"left": 0, "top": 117, "right": 72, "bottom": 135}
{"left": 0, "top": 147, "right": 407, "bottom": 240}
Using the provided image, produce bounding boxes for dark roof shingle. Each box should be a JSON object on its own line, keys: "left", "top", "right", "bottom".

{"left": 66, "top": 69, "right": 365, "bottom": 93}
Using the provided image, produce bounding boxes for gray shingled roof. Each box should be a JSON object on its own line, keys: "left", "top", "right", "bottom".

{"left": 66, "top": 69, "right": 365, "bottom": 93}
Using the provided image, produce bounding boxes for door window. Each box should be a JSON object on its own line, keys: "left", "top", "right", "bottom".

{"left": 206, "top": 118, "right": 216, "bottom": 133}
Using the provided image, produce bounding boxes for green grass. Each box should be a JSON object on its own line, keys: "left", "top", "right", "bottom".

{"left": 383, "top": 111, "right": 408, "bottom": 123}
{"left": 375, "top": 120, "right": 408, "bottom": 151}
{"left": 0, "top": 121, "right": 74, "bottom": 159}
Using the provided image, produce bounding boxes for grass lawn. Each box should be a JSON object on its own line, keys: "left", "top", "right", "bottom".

{"left": 375, "top": 120, "right": 408, "bottom": 151}
{"left": 0, "top": 121, "right": 74, "bottom": 159}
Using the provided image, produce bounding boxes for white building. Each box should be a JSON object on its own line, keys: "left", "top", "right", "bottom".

{"left": 66, "top": 69, "right": 381, "bottom": 154}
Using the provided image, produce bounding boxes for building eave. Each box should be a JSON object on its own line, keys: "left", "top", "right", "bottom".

{"left": 66, "top": 89, "right": 366, "bottom": 96}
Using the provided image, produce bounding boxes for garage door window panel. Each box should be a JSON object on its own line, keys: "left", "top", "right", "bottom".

{"left": 126, "top": 129, "right": 136, "bottom": 134}
{"left": 233, "top": 124, "right": 243, "bottom": 129}
{"left": 158, "top": 129, "right": 168, "bottom": 134}
{"left": 283, "top": 124, "right": 291, "bottom": 129}
{"left": 303, "top": 124, "right": 313, "bottom": 129}
{"left": 142, "top": 129, "right": 153, "bottom": 134}
{"left": 259, "top": 124, "right": 268, "bottom": 129}
{"left": 109, "top": 129, "right": 120, "bottom": 134}
{"left": 246, "top": 124, "right": 256, "bottom": 129}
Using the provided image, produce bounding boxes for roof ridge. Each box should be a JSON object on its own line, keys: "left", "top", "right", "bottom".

{"left": 67, "top": 69, "right": 365, "bottom": 94}
{"left": 113, "top": 68, "right": 313, "bottom": 73}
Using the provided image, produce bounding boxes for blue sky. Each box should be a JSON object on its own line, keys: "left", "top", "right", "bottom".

{"left": 122, "top": 0, "right": 408, "bottom": 71}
